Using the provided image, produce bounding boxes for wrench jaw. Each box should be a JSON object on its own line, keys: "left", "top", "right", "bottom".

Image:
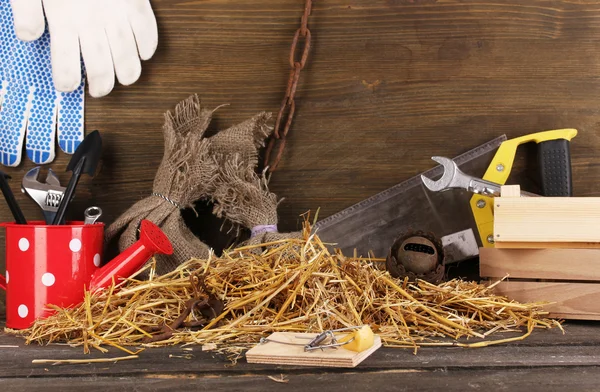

{"left": 21, "top": 167, "right": 66, "bottom": 224}
{"left": 22, "top": 167, "right": 42, "bottom": 188}
{"left": 45, "top": 168, "right": 61, "bottom": 187}
{"left": 421, "top": 174, "right": 443, "bottom": 192}
{"left": 22, "top": 168, "right": 48, "bottom": 209}
{"left": 421, "top": 156, "right": 512, "bottom": 197}
{"left": 421, "top": 156, "right": 460, "bottom": 192}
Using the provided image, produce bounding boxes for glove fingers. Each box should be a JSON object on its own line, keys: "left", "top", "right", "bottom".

{"left": 57, "top": 83, "right": 85, "bottom": 154}
{"left": 127, "top": 0, "right": 158, "bottom": 61}
{"left": 48, "top": 26, "right": 83, "bottom": 93}
{"left": 10, "top": 0, "right": 45, "bottom": 41}
{"left": 106, "top": 20, "right": 141, "bottom": 86}
{"left": 0, "top": 83, "right": 29, "bottom": 166}
{"left": 25, "top": 86, "right": 57, "bottom": 164}
{"left": 80, "top": 28, "right": 115, "bottom": 98}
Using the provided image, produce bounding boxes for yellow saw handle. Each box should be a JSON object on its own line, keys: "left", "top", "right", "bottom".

{"left": 470, "top": 128, "right": 578, "bottom": 247}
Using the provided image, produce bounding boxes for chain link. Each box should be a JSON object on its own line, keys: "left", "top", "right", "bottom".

{"left": 264, "top": 0, "right": 312, "bottom": 172}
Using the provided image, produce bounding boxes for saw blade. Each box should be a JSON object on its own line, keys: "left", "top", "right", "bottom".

{"left": 313, "top": 135, "right": 507, "bottom": 259}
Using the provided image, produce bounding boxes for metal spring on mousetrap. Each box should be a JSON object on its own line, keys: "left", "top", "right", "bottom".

{"left": 260, "top": 326, "right": 361, "bottom": 352}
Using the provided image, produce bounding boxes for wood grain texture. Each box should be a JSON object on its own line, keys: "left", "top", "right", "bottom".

{"left": 500, "top": 185, "right": 522, "bottom": 197}
{"left": 480, "top": 248, "right": 600, "bottom": 280}
{"left": 3, "top": 0, "right": 600, "bottom": 308}
{"left": 494, "top": 197, "right": 600, "bottom": 243}
{"left": 4, "top": 367, "right": 600, "bottom": 392}
{"left": 4, "top": 324, "right": 600, "bottom": 390}
{"left": 493, "top": 281, "right": 600, "bottom": 320}
{"left": 0, "top": 323, "right": 599, "bottom": 375}
{"left": 495, "top": 241, "right": 600, "bottom": 249}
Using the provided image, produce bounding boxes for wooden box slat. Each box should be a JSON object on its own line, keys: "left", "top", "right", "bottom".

{"left": 480, "top": 248, "right": 600, "bottom": 281}
{"left": 492, "top": 281, "right": 600, "bottom": 321}
{"left": 494, "top": 197, "right": 600, "bottom": 244}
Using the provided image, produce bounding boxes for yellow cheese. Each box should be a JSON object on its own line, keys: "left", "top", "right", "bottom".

{"left": 338, "top": 325, "right": 375, "bottom": 353}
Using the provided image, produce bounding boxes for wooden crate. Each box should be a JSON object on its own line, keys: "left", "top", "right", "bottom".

{"left": 482, "top": 186, "right": 600, "bottom": 320}
{"left": 480, "top": 247, "right": 600, "bottom": 320}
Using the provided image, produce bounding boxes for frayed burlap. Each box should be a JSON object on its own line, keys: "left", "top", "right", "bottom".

{"left": 211, "top": 157, "right": 278, "bottom": 229}
{"left": 205, "top": 110, "right": 303, "bottom": 257}
{"left": 210, "top": 153, "right": 301, "bottom": 258}
{"left": 106, "top": 95, "right": 219, "bottom": 275}
{"left": 106, "top": 95, "right": 280, "bottom": 276}
{"left": 106, "top": 93, "right": 301, "bottom": 275}
{"left": 209, "top": 112, "right": 273, "bottom": 168}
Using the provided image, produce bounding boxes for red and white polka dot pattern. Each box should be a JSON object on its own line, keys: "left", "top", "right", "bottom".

{"left": 0, "top": 221, "right": 104, "bottom": 329}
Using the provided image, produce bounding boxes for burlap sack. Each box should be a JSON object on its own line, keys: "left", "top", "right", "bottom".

{"left": 106, "top": 95, "right": 278, "bottom": 276}
{"left": 105, "top": 95, "right": 218, "bottom": 275}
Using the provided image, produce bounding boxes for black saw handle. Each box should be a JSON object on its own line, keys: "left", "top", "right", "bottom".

{"left": 538, "top": 138, "right": 573, "bottom": 196}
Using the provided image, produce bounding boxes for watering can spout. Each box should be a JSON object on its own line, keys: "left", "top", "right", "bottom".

{"left": 89, "top": 220, "right": 173, "bottom": 292}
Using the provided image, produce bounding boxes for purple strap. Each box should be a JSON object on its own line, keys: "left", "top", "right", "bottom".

{"left": 251, "top": 224, "right": 278, "bottom": 238}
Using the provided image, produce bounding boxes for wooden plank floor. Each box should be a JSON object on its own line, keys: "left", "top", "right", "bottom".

{"left": 2, "top": 322, "right": 600, "bottom": 390}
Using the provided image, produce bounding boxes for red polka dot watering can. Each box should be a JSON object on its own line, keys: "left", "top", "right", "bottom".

{"left": 0, "top": 219, "right": 173, "bottom": 329}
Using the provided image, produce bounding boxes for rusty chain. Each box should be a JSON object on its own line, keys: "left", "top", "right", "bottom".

{"left": 264, "top": 0, "right": 313, "bottom": 172}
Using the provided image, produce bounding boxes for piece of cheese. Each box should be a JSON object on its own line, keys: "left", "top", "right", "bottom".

{"left": 338, "top": 325, "right": 375, "bottom": 353}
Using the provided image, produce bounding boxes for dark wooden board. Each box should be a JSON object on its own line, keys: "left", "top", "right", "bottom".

{"left": 3, "top": 367, "right": 600, "bottom": 392}
{"left": 1, "top": 322, "right": 600, "bottom": 378}
{"left": 3, "top": 322, "right": 600, "bottom": 390}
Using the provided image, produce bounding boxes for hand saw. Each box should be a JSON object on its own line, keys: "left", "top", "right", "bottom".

{"left": 313, "top": 136, "right": 507, "bottom": 261}
{"left": 314, "top": 129, "right": 576, "bottom": 263}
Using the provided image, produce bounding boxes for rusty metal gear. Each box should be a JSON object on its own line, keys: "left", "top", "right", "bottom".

{"left": 386, "top": 230, "right": 445, "bottom": 284}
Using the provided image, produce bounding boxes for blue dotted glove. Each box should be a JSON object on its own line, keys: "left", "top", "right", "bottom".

{"left": 0, "top": 0, "right": 84, "bottom": 167}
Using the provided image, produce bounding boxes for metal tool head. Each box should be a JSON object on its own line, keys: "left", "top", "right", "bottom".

{"left": 45, "top": 168, "right": 61, "bottom": 187}
{"left": 84, "top": 206, "right": 103, "bottom": 225}
{"left": 67, "top": 130, "right": 102, "bottom": 176}
{"left": 22, "top": 167, "right": 62, "bottom": 190}
{"left": 421, "top": 156, "right": 468, "bottom": 192}
{"left": 22, "top": 167, "right": 41, "bottom": 188}
{"left": 22, "top": 167, "right": 66, "bottom": 221}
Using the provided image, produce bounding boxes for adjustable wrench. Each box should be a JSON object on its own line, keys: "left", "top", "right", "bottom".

{"left": 21, "top": 167, "right": 66, "bottom": 224}
{"left": 421, "top": 156, "right": 538, "bottom": 197}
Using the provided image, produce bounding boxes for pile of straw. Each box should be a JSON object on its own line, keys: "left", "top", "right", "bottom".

{"left": 19, "top": 225, "right": 561, "bottom": 356}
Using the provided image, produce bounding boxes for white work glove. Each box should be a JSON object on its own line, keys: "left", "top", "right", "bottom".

{"left": 10, "top": 0, "right": 158, "bottom": 98}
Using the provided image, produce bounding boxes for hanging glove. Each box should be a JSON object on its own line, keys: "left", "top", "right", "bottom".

{"left": 10, "top": 0, "right": 158, "bottom": 98}
{"left": 0, "top": 0, "right": 84, "bottom": 166}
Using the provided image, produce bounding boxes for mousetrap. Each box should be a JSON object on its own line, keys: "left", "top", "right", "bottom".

{"left": 246, "top": 326, "right": 382, "bottom": 368}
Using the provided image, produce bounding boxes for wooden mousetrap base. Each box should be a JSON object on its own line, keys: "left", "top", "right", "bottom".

{"left": 246, "top": 332, "right": 382, "bottom": 368}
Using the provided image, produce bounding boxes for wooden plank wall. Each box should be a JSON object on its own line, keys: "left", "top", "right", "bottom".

{"left": 3, "top": 0, "right": 600, "bottom": 309}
